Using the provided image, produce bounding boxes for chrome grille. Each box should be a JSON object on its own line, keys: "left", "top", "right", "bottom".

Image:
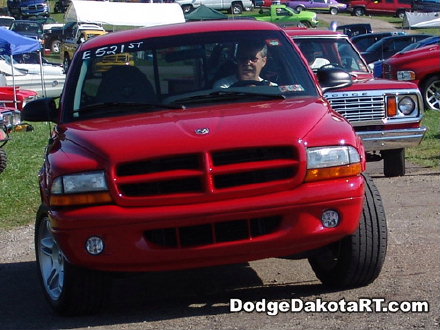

{"left": 326, "top": 94, "right": 385, "bottom": 122}
{"left": 115, "top": 146, "right": 299, "bottom": 204}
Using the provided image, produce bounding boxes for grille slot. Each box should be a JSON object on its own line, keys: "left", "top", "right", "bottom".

{"left": 115, "top": 146, "right": 299, "bottom": 202}
{"left": 327, "top": 95, "right": 385, "bottom": 122}
{"left": 145, "top": 216, "right": 282, "bottom": 248}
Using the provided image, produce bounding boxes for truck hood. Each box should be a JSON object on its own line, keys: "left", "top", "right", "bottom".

{"left": 331, "top": 77, "right": 418, "bottom": 92}
{"left": 58, "top": 98, "right": 332, "bottom": 165}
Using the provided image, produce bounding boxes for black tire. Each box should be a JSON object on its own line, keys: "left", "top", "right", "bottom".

{"left": 0, "top": 148, "right": 7, "bottom": 174}
{"left": 63, "top": 55, "right": 71, "bottom": 74}
{"left": 421, "top": 75, "right": 440, "bottom": 111}
{"left": 35, "top": 209, "right": 109, "bottom": 315}
{"left": 181, "top": 4, "right": 193, "bottom": 13}
{"left": 353, "top": 7, "right": 365, "bottom": 16}
{"left": 295, "top": 6, "right": 303, "bottom": 12}
{"left": 230, "top": 3, "right": 243, "bottom": 15}
{"left": 330, "top": 7, "right": 338, "bottom": 15}
{"left": 298, "top": 21, "right": 312, "bottom": 28}
{"left": 396, "top": 9, "right": 406, "bottom": 19}
{"left": 382, "top": 148, "right": 405, "bottom": 177}
{"left": 51, "top": 39, "right": 61, "bottom": 54}
{"left": 308, "top": 174, "right": 387, "bottom": 288}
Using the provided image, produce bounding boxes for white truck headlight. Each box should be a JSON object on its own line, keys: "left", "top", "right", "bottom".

{"left": 306, "top": 146, "right": 362, "bottom": 182}
{"left": 397, "top": 71, "right": 415, "bottom": 81}
{"left": 51, "top": 171, "right": 108, "bottom": 194}
{"left": 398, "top": 96, "right": 416, "bottom": 115}
{"left": 307, "top": 146, "right": 360, "bottom": 169}
{"left": 50, "top": 171, "right": 113, "bottom": 206}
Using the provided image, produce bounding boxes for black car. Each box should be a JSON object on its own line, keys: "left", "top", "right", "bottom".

{"left": 361, "top": 34, "right": 433, "bottom": 63}
{"left": 351, "top": 31, "right": 406, "bottom": 52}
{"left": 412, "top": 0, "right": 440, "bottom": 12}
{"left": 10, "top": 20, "right": 44, "bottom": 44}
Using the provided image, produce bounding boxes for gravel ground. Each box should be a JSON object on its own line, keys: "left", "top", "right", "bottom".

{"left": 0, "top": 160, "right": 439, "bottom": 330}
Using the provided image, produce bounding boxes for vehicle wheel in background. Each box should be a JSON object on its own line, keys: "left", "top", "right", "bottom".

{"left": 422, "top": 75, "right": 440, "bottom": 111}
{"left": 181, "top": 4, "right": 193, "bottom": 13}
{"left": 63, "top": 55, "right": 71, "bottom": 73}
{"left": 0, "top": 148, "right": 7, "bottom": 174}
{"left": 396, "top": 9, "right": 406, "bottom": 19}
{"left": 382, "top": 148, "right": 405, "bottom": 177}
{"left": 230, "top": 3, "right": 243, "bottom": 15}
{"left": 51, "top": 40, "right": 61, "bottom": 54}
{"left": 35, "top": 210, "right": 109, "bottom": 315}
{"left": 330, "top": 7, "right": 338, "bottom": 15}
{"left": 295, "top": 6, "right": 303, "bottom": 12}
{"left": 353, "top": 7, "right": 365, "bottom": 16}
{"left": 308, "top": 174, "right": 387, "bottom": 288}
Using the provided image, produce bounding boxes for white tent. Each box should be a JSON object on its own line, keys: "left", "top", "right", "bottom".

{"left": 64, "top": 1, "right": 186, "bottom": 27}
{"left": 403, "top": 11, "right": 440, "bottom": 28}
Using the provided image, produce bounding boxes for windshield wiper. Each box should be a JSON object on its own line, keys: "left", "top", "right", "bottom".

{"left": 74, "top": 102, "right": 185, "bottom": 116}
{"left": 170, "top": 89, "right": 285, "bottom": 104}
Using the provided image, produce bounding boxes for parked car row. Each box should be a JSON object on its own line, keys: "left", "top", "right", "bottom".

{"left": 347, "top": 30, "right": 439, "bottom": 111}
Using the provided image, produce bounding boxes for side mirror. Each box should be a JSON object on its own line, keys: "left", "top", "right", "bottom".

{"left": 21, "top": 98, "right": 59, "bottom": 123}
{"left": 317, "top": 67, "right": 352, "bottom": 92}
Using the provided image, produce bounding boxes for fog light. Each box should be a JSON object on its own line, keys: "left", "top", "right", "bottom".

{"left": 86, "top": 236, "right": 104, "bottom": 255}
{"left": 321, "top": 210, "right": 340, "bottom": 228}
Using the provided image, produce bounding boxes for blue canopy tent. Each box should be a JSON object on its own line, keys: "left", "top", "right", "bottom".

{"left": 0, "top": 28, "right": 43, "bottom": 106}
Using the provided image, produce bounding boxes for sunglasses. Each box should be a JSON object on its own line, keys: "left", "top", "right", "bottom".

{"left": 236, "top": 56, "right": 263, "bottom": 63}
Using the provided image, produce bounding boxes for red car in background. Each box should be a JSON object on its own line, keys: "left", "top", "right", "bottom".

{"left": 382, "top": 44, "right": 440, "bottom": 111}
{"left": 0, "top": 86, "right": 38, "bottom": 110}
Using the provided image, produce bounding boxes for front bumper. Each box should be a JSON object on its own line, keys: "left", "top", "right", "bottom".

{"left": 49, "top": 176, "right": 365, "bottom": 272}
{"left": 356, "top": 126, "right": 427, "bottom": 151}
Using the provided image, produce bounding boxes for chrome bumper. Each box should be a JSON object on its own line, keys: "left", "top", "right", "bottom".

{"left": 356, "top": 126, "right": 428, "bottom": 151}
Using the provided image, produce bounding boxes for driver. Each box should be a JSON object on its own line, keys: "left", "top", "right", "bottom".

{"left": 213, "top": 41, "right": 276, "bottom": 88}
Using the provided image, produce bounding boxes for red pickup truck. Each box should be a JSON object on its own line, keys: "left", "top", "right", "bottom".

{"left": 0, "top": 86, "right": 38, "bottom": 110}
{"left": 288, "top": 29, "right": 427, "bottom": 177}
{"left": 382, "top": 44, "right": 440, "bottom": 111}
{"left": 22, "top": 20, "right": 387, "bottom": 315}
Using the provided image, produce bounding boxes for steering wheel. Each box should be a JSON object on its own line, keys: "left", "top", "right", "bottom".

{"left": 319, "top": 63, "right": 345, "bottom": 70}
{"left": 230, "top": 79, "right": 270, "bottom": 87}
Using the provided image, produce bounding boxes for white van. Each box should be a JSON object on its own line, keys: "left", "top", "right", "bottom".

{"left": 175, "top": 0, "right": 254, "bottom": 14}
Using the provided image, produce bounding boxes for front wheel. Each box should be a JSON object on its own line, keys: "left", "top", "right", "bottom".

{"left": 308, "top": 174, "right": 387, "bottom": 288}
{"left": 353, "top": 7, "right": 365, "bottom": 16}
{"left": 0, "top": 148, "right": 7, "bottom": 174}
{"left": 382, "top": 148, "right": 405, "bottom": 177}
{"left": 422, "top": 75, "right": 440, "bottom": 111}
{"left": 35, "top": 210, "right": 109, "bottom": 315}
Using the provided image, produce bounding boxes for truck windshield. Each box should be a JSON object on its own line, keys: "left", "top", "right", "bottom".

{"left": 294, "top": 37, "right": 370, "bottom": 73}
{"left": 67, "top": 30, "right": 318, "bottom": 122}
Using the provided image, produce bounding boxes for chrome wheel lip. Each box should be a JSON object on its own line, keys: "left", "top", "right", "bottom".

{"left": 38, "top": 217, "right": 65, "bottom": 301}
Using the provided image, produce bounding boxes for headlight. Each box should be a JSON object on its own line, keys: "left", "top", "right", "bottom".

{"left": 52, "top": 171, "right": 108, "bottom": 194}
{"left": 50, "top": 171, "right": 113, "bottom": 206}
{"left": 0, "top": 110, "right": 21, "bottom": 130}
{"left": 398, "top": 96, "right": 416, "bottom": 115}
{"left": 305, "top": 146, "right": 362, "bottom": 182}
{"left": 386, "top": 94, "right": 419, "bottom": 117}
{"left": 397, "top": 71, "right": 415, "bottom": 81}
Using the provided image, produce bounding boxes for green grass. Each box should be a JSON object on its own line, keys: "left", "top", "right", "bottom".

{"left": 407, "top": 110, "right": 440, "bottom": 168}
{"left": 0, "top": 122, "right": 49, "bottom": 229}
